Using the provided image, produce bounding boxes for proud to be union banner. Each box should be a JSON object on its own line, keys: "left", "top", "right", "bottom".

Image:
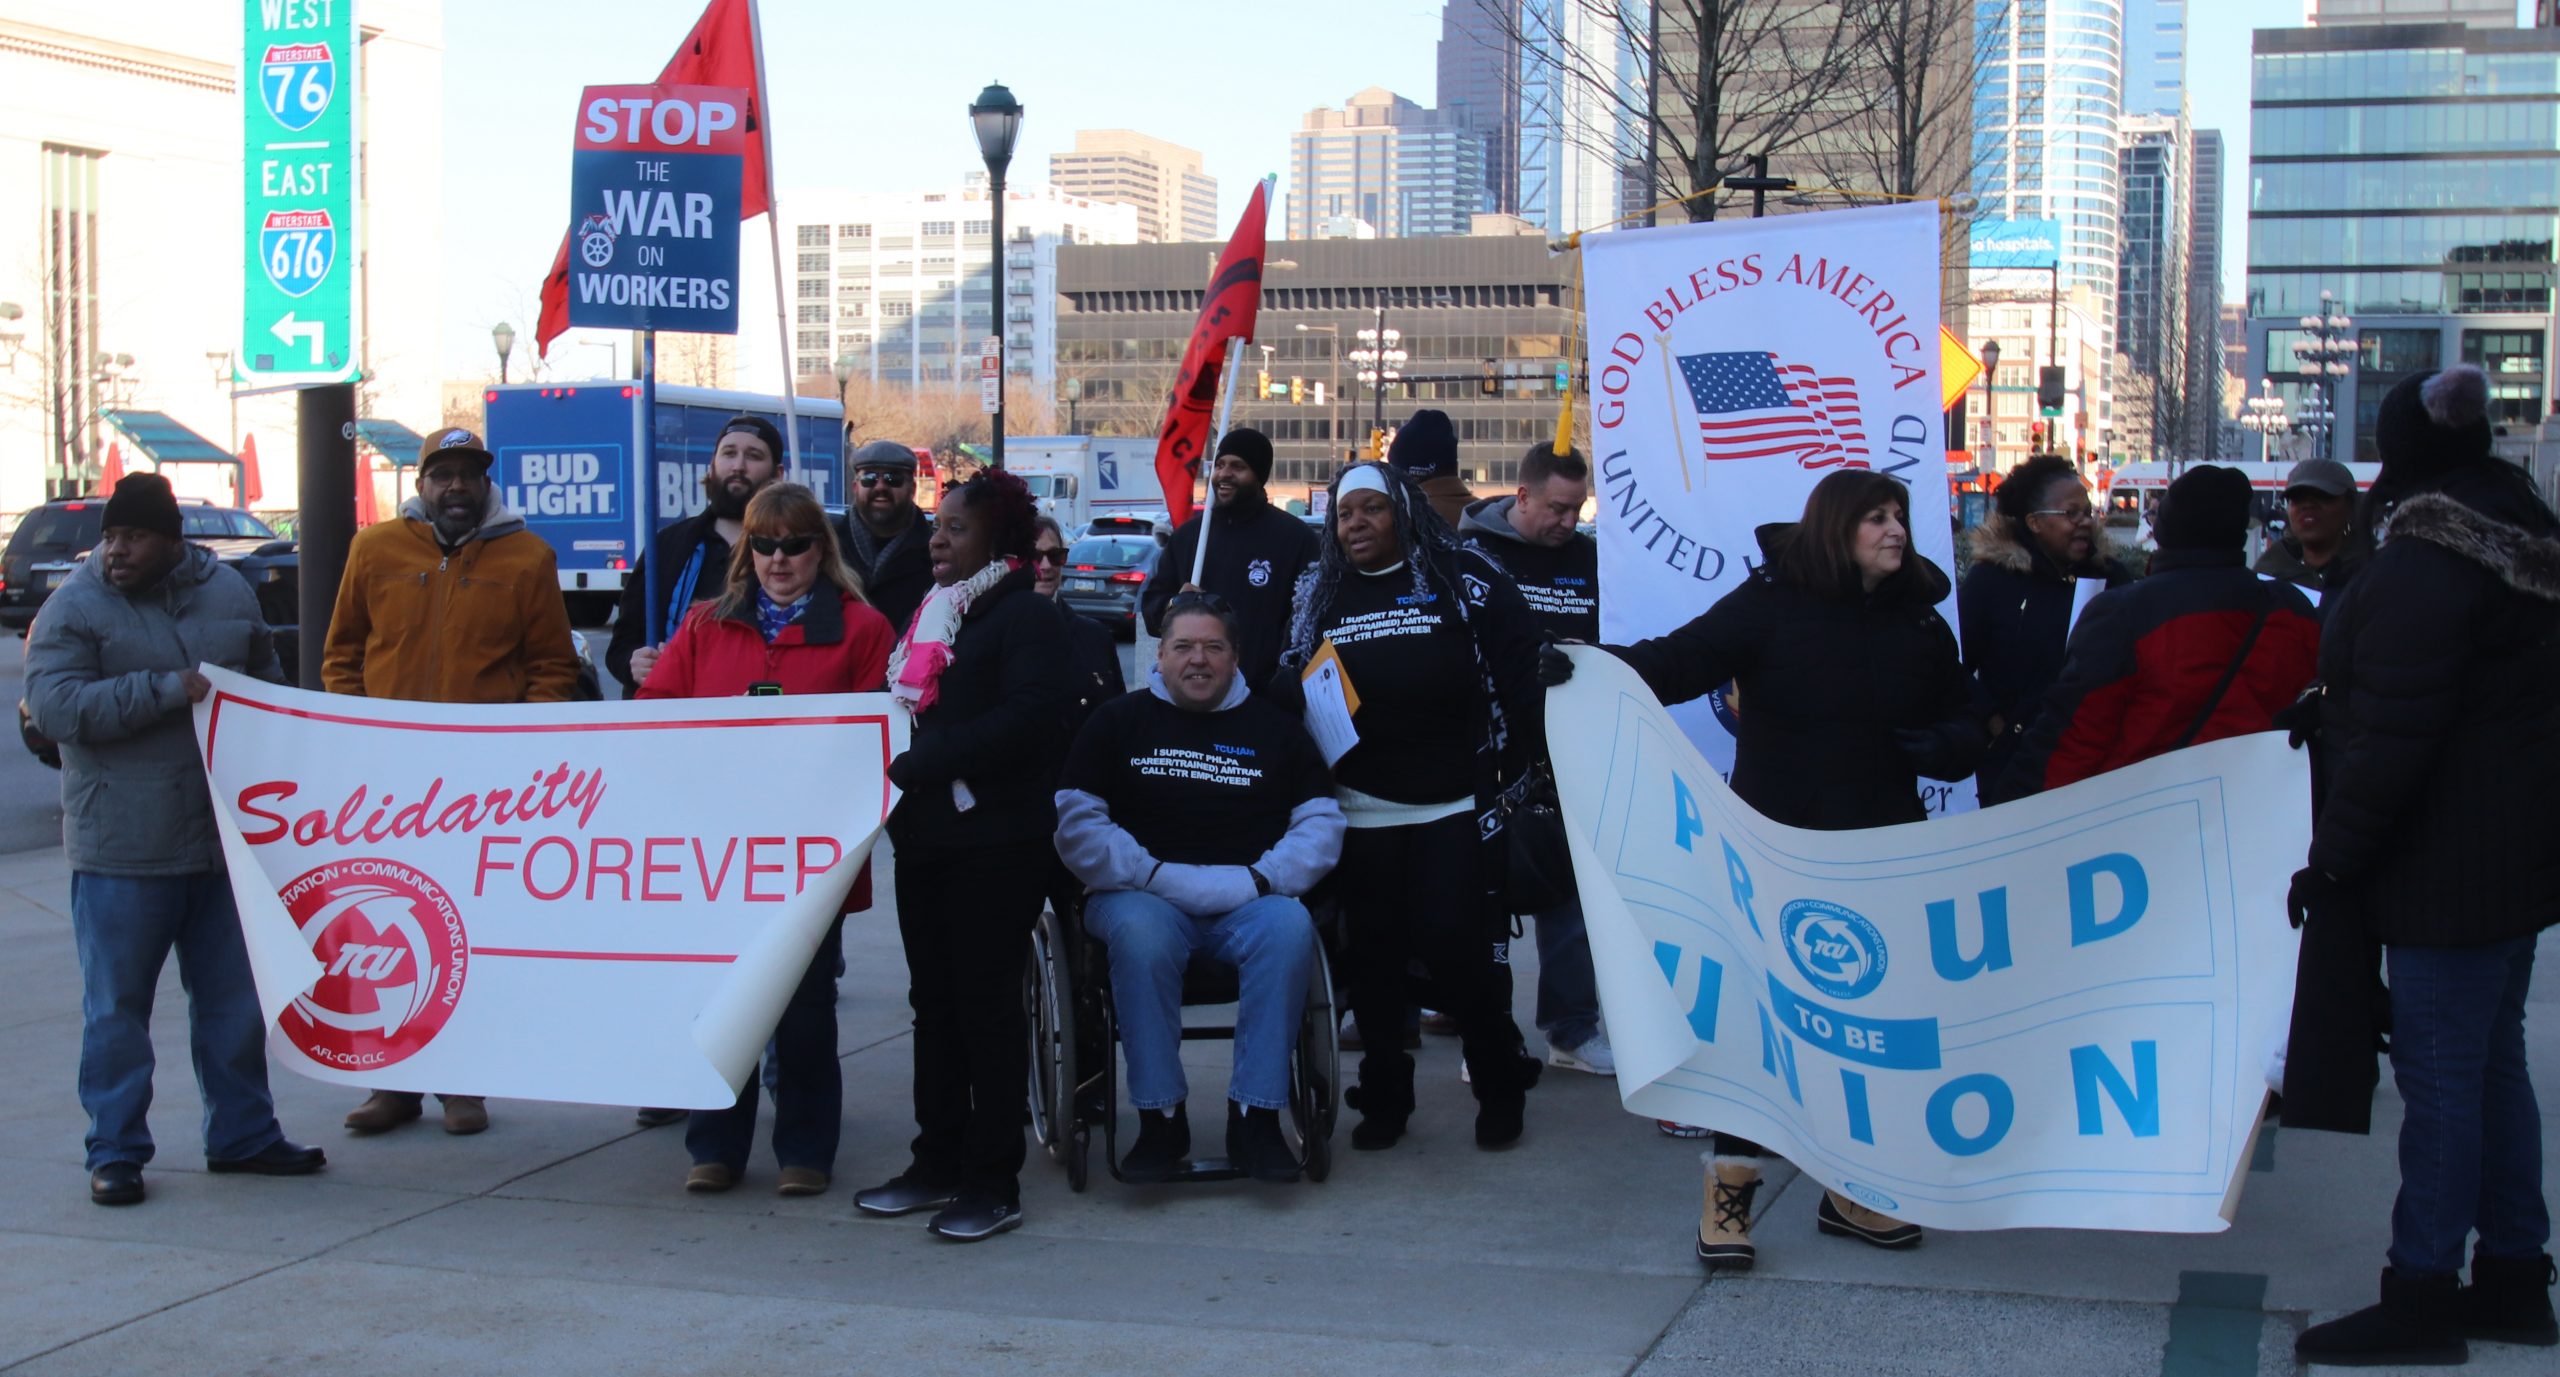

{"left": 193, "top": 669, "right": 903, "bottom": 1110}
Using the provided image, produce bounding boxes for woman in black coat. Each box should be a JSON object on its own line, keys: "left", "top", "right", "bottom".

{"left": 853, "top": 470, "right": 1071, "bottom": 1243}
{"left": 1549, "top": 469, "right": 1982, "bottom": 1270}
{"left": 2289, "top": 366, "right": 2560, "bottom": 1365}
{"left": 1959, "top": 455, "right": 2136, "bottom": 804}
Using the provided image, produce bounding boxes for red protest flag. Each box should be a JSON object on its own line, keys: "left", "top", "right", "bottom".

{"left": 1153, "top": 180, "right": 1269, "bottom": 525}
{"left": 535, "top": 0, "right": 770, "bottom": 358}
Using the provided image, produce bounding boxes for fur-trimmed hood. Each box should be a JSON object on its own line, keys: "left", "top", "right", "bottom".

{"left": 2385, "top": 490, "right": 2560, "bottom": 603}
{"left": 1966, "top": 509, "right": 2128, "bottom": 582}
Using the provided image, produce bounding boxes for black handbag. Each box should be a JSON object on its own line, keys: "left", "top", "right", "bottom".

{"left": 1500, "top": 763, "right": 1576, "bottom": 913}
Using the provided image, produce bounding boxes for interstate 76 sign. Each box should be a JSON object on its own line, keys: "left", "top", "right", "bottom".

{"left": 239, "top": 0, "right": 360, "bottom": 387}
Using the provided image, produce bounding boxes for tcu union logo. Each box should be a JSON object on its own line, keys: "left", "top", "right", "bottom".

{"left": 1781, "top": 898, "right": 1887, "bottom": 1000}
{"left": 1247, "top": 557, "right": 1272, "bottom": 587}
{"left": 277, "top": 860, "right": 467, "bottom": 1069}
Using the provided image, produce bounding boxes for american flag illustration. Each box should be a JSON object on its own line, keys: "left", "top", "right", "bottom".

{"left": 1675, "top": 351, "right": 1870, "bottom": 469}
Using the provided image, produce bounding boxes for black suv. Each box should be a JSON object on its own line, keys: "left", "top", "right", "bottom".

{"left": 2, "top": 498, "right": 299, "bottom": 633}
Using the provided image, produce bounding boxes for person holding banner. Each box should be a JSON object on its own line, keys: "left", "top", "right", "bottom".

{"left": 1541, "top": 468, "right": 1981, "bottom": 1267}
{"left": 634, "top": 482, "right": 893, "bottom": 1197}
{"left": 861, "top": 469, "right": 1071, "bottom": 1242}
{"left": 1139, "top": 428, "right": 1317, "bottom": 691}
{"left": 2289, "top": 366, "right": 2560, "bottom": 1366}
{"left": 1277, "top": 461, "right": 1547, "bottom": 1152}
{"left": 1960, "top": 456, "right": 2136, "bottom": 806}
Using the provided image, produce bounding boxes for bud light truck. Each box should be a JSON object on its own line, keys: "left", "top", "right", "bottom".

{"left": 481, "top": 383, "right": 845, "bottom": 623}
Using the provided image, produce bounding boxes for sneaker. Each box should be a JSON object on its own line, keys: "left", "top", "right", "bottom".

{"left": 1657, "top": 1120, "right": 1711, "bottom": 1139}
{"left": 1226, "top": 1102, "right": 1301, "bottom": 1184}
{"left": 633, "top": 1107, "right": 686, "bottom": 1129}
{"left": 854, "top": 1173, "right": 960, "bottom": 1217}
{"left": 206, "top": 1139, "right": 326, "bottom": 1176}
{"left": 1419, "top": 1009, "right": 1459, "bottom": 1036}
{"left": 1120, "top": 1104, "right": 1190, "bottom": 1183}
{"left": 1698, "top": 1158, "right": 1761, "bottom": 1272}
{"left": 926, "top": 1196, "right": 1024, "bottom": 1242}
{"left": 1548, "top": 1033, "right": 1616, "bottom": 1076}
{"left": 1817, "top": 1189, "right": 1923, "bottom": 1249}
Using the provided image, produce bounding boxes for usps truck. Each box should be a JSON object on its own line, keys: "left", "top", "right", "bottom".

{"left": 1000, "top": 435, "right": 1163, "bottom": 531}
{"left": 481, "top": 383, "right": 845, "bottom": 623}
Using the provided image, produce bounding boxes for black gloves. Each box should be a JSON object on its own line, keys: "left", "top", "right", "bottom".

{"left": 2272, "top": 684, "right": 2326, "bottom": 751}
{"left": 2286, "top": 866, "right": 2348, "bottom": 930}
{"left": 1537, "top": 641, "right": 1576, "bottom": 687}
{"left": 1893, "top": 721, "right": 1983, "bottom": 783}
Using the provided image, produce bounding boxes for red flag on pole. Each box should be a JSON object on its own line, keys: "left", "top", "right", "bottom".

{"left": 1153, "top": 181, "right": 1269, "bottom": 526}
{"left": 534, "top": 0, "right": 770, "bottom": 358}
{"left": 355, "top": 456, "right": 379, "bottom": 528}
{"left": 239, "top": 433, "right": 264, "bottom": 504}
{"left": 97, "top": 443, "right": 123, "bottom": 495}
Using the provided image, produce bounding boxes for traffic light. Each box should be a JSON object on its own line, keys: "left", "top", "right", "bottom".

{"left": 1258, "top": 368, "right": 1271, "bottom": 398}
{"left": 1289, "top": 376, "right": 1304, "bottom": 404}
{"left": 2037, "top": 365, "right": 2066, "bottom": 415}
{"left": 1481, "top": 358, "right": 1500, "bottom": 397}
{"left": 2030, "top": 421, "right": 2046, "bottom": 450}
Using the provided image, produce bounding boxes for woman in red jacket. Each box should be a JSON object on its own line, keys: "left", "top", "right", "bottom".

{"left": 639, "top": 482, "right": 894, "bottom": 1198}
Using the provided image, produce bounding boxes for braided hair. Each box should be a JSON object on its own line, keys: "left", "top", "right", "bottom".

{"left": 1283, "top": 461, "right": 1468, "bottom": 670}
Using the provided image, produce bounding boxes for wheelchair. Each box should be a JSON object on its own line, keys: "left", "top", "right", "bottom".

{"left": 1024, "top": 893, "right": 1340, "bottom": 1189}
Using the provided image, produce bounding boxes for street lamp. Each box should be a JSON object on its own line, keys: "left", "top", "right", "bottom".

{"left": 833, "top": 351, "right": 859, "bottom": 412}
{"left": 970, "top": 80, "right": 1024, "bottom": 469}
{"left": 1061, "top": 375, "right": 1082, "bottom": 434}
{"left": 2241, "top": 377, "right": 2293, "bottom": 462}
{"left": 1348, "top": 326, "right": 1407, "bottom": 445}
{"left": 1295, "top": 322, "right": 1344, "bottom": 464}
{"left": 492, "top": 321, "right": 517, "bottom": 385}
{"left": 0, "top": 301, "right": 24, "bottom": 370}
{"left": 2291, "top": 290, "right": 2356, "bottom": 463}
{"left": 1977, "top": 339, "right": 2001, "bottom": 472}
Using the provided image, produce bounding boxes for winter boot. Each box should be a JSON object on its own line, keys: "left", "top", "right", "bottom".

{"left": 1347, "top": 1055, "right": 1414, "bottom": 1151}
{"left": 1817, "top": 1189, "right": 1923, "bottom": 1249}
{"left": 1226, "top": 1101, "right": 1301, "bottom": 1184}
{"left": 1469, "top": 1042, "right": 1537, "bottom": 1149}
{"left": 2297, "top": 1267, "right": 2468, "bottom": 1367}
{"left": 1697, "top": 1156, "right": 1761, "bottom": 1272}
{"left": 2458, "top": 1250, "right": 2558, "bottom": 1347}
{"left": 1119, "top": 1103, "right": 1189, "bottom": 1183}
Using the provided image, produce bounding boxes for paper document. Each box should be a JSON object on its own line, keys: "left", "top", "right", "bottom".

{"left": 2067, "top": 576, "right": 2108, "bottom": 635}
{"left": 1299, "top": 640, "right": 1361, "bottom": 766}
{"left": 2259, "top": 571, "right": 2321, "bottom": 607}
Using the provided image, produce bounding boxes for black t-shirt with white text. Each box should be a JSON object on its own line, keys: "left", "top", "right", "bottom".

{"left": 1474, "top": 531, "right": 1598, "bottom": 643}
{"left": 1062, "top": 689, "right": 1333, "bottom": 867}
{"left": 1318, "top": 568, "right": 1478, "bottom": 804}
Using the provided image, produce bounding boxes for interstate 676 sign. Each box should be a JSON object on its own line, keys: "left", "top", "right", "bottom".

{"left": 238, "top": 1, "right": 360, "bottom": 388}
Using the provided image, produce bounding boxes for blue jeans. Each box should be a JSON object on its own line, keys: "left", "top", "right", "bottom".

{"left": 1083, "top": 890, "right": 1315, "bottom": 1112}
{"left": 690, "top": 917, "right": 844, "bottom": 1175}
{"left": 1531, "top": 895, "right": 1601, "bottom": 1049}
{"left": 2385, "top": 934, "right": 2547, "bottom": 1277}
{"left": 71, "top": 871, "right": 283, "bottom": 1171}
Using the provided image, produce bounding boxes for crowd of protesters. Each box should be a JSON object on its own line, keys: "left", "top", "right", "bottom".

{"left": 25, "top": 368, "right": 2553, "bottom": 1361}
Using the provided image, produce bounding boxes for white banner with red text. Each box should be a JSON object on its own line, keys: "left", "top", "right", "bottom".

{"left": 1581, "top": 202, "right": 1963, "bottom": 813}
{"left": 194, "top": 668, "right": 902, "bottom": 1109}
{"left": 1551, "top": 648, "right": 2305, "bottom": 1233}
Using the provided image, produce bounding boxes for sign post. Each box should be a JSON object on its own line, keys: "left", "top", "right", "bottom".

{"left": 240, "top": 0, "right": 361, "bottom": 387}
{"left": 978, "top": 335, "right": 1002, "bottom": 415}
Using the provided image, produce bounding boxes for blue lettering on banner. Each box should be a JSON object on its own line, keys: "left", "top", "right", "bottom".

{"left": 1780, "top": 898, "right": 1888, "bottom": 1000}
{"left": 1721, "top": 836, "right": 1761, "bottom": 936}
{"left": 1764, "top": 975, "right": 1942, "bottom": 1069}
{"left": 2070, "top": 1041, "right": 2163, "bottom": 1137}
{"left": 1756, "top": 1003, "right": 1804, "bottom": 1105}
{"left": 1672, "top": 774, "right": 1705, "bottom": 852}
{"left": 1653, "top": 941, "right": 1724, "bottom": 1042}
{"left": 1841, "top": 1069, "right": 1875, "bottom": 1144}
{"left": 1926, "top": 886, "right": 2015, "bottom": 981}
{"left": 2067, "top": 853, "right": 2149, "bottom": 946}
{"left": 1925, "top": 1073, "right": 2016, "bottom": 1157}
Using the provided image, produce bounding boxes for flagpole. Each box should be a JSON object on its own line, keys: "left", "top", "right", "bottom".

{"left": 745, "top": 0, "right": 799, "bottom": 471}
{"left": 1189, "top": 335, "right": 1247, "bottom": 586}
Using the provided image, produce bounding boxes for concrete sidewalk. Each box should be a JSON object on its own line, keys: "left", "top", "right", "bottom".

{"left": 0, "top": 842, "right": 2550, "bottom": 1376}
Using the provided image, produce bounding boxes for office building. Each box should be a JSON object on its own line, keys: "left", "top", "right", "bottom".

{"left": 735, "top": 181, "right": 1137, "bottom": 397}
{"left": 2186, "top": 129, "right": 2227, "bottom": 458}
{"left": 1438, "top": 0, "right": 1520, "bottom": 216}
{"left": 2244, "top": 22, "right": 2558, "bottom": 463}
{"left": 0, "top": 0, "right": 445, "bottom": 511}
{"left": 2122, "top": 0, "right": 2191, "bottom": 116}
{"left": 1288, "top": 88, "right": 1486, "bottom": 240}
{"left": 2118, "top": 115, "right": 2193, "bottom": 464}
{"left": 1048, "top": 130, "right": 1218, "bottom": 244}
{"left": 1515, "top": 0, "right": 1641, "bottom": 239}
{"left": 2310, "top": 0, "right": 2519, "bottom": 26}
{"left": 1055, "top": 231, "right": 1576, "bottom": 492}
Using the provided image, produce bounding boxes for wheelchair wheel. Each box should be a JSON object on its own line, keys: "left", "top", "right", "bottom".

{"left": 1292, "top": 941, "right": 1341, "bottom": 1182}
{"left": 1025, "top": 907, "right": 1075, "bottom": 1160}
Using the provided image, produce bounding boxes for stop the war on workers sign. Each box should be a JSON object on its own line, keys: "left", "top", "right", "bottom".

{"left": 193, "top": 668, "right": 901, "bottom": 1109}
{"left": 567, "top": 83, "right": 748, "bottom": 334}
{"left": 1548, "top": 648, "right": 2305, "bottom": 1233}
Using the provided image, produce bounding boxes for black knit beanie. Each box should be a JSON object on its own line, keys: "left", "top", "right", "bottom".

{"left": 1388, "top": 409, "right": 1458, "bottom": 482}
{"left": 2153, "top": 464, "right": 2253, "bottom": 552}
{"left": 102, "top": 472, "right": 182, "bottom": 540}
{"left": 1216, "top": 426, "right": 1274, "bottom": 484}
{"left": 2374, "top": 366, "right": 2493, "bottom": 491}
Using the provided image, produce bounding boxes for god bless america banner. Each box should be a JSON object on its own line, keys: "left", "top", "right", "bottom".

{"left": 193, "top": 668, "right": 902, "bottom": 1109}
{"left": 1580, "top": 203, "right": 1960, "bottom": 807}
{"left": 1549, "top": 649, "right": 2306, "bottom": 1233}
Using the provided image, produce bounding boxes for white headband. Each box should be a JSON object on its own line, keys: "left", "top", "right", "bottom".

{"left": 1337, "top": 466, "right": 1394, "bottom": 502}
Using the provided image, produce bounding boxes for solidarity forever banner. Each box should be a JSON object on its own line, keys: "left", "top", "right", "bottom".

{"left": 1551, "top": 649, "right": 2306, "bottom": 1233}
{"left": 194, "top": 669, "right": 902, "bottom": 1109}
{"left": 1581, "top": 203, "right": 1958, "bottom": 805}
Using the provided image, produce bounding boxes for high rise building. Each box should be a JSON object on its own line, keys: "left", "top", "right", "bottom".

{"left": 1438, "top": 0, "right": 1520, "bottom": 215}
{"left": 736, "top": 181, "right": 1137, "bottom": 396}
{"left": 1514, "top": 0, "right": 1640, "bottom": 238}
{"left": 2121, "top": 0, "right": 2191, "bottom": 116}
{"left": 2186, "top": 128, "right": 2228, "bottom": 458}
{"left": 2309, "top": 0, "right": 2519, "bottom": 27}
{"left": 2245, "top": 23, "right": 2558, "bottom": 463}
{"left": 1047, "top": 130, "right": 1218, "bottom": 243}
{"left": 1288, "top": 88, "right": 1486, "bottom": 240}
{"left": 2117, "top": 115, "right": 2192, "bottom": 464}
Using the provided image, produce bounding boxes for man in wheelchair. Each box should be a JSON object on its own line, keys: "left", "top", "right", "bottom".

{"left": 1054, "top": 594, "right": 1345, "bottom": 1183}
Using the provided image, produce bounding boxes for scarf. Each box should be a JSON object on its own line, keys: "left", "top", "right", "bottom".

{"left": 845, "top": 510, "right": 923, "bottom": 583}
{"left": 753, "top": 585, "right": 811, "bottom": 643}
{"left": 887, "top": 556, "right": 1018, "bottom": 718}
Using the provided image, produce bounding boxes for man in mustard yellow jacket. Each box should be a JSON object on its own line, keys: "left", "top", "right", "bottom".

{"left": 321, "top": 424, "right": 578, "bottom": 1136}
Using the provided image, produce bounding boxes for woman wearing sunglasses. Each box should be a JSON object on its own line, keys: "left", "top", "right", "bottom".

{"left": 1034, "top": 515, "right": 1127, "bottom": 733}
{"left": 637, "top": 483, "right": 894, "bottom": 1198}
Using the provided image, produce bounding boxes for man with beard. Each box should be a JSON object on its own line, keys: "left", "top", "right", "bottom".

{"left": 321, "top": 424, "right": 579, "bottom": 1138}
{"left": 606, "top": 415, "right": 829, "bottom": 693}
{"left": 1139, "top": 428, "right": 1317, "bottom": 689}
{"left": 842, "top": 439, "right": 936, "bottom": 637}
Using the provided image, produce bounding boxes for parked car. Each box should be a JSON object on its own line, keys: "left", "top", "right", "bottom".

{"left": 1055, "top": 533, "right": 1161, "bottom": 637}
{"left": 1076, "top": 513, "right": 1172, "bottom": 546}
{"left": 2, "top": 498, "right": 298, "bottom": 633}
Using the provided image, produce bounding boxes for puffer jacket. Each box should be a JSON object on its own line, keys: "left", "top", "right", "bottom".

{"left": 24, "top": 545, "right": 283, "bottom": 875}
{"left": 321, "top": 495, "right": 579, "bottom": 705}
{"left": 635, "top": 586, "right": 894, "bottom": 701}
{"left": 1958, "top": 510, "right": 2136, "bottom": 803}
{"left": 2309, "top": 462, "right": 2560, "bottom": 947}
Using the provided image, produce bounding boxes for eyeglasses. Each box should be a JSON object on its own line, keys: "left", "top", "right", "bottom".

{"left": 748, "top": 534, "right": 818, "bottom": 557}
{"left": 855, "top": 469, "right": 911, "bottom": 488}
{"left": 1031, "top": 547, "right": 1069, "bottom": 565}
{"left": 2030, "top": 507, "right": 2097, "bottom": 525}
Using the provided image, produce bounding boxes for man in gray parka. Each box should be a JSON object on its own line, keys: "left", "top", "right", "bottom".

{"left": 24, "top": 472, "right": 324, "bottom": 1206}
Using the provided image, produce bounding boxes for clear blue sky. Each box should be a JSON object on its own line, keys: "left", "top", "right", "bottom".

{"left": 439, "top": 0, "right": 2505, "bottom": 377}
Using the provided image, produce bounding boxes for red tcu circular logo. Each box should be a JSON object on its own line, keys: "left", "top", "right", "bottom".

{"left": 276, "top": 859, "right": 467, "bottom": 1069}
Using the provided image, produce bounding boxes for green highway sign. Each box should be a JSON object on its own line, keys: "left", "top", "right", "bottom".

{"left": 239, "top": 0, "right": 360, "bottom": 387}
